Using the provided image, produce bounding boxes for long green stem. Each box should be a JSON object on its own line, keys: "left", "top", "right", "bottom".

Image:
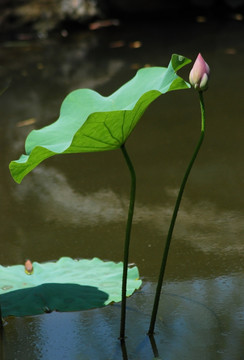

{"left": 120, "top": 143, "right": 136, "bottom": 340}
{"left": 148, "top": 91, "right": 206, "bottom": 335}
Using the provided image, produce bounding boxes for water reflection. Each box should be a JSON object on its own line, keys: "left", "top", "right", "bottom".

{"left": 13, "top": 165, "right": 244, "bottom": 255}
{"left": 120, "top": 340, "right": 128, "bottom": 360}
{"left": 13, "top": 167, "right": 125, "bottom": 225}
{"left": 2, "top": 273, "right": 244, "bottom": 359}
{"left": 148, "top": 334, "right": 160, "bottom": 358}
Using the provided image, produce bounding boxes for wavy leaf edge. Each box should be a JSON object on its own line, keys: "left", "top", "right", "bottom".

{"left": 9, "top": 54, "right": 191, "bottom": 183}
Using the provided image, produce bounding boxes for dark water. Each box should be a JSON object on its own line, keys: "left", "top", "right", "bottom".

{"left": 1, "top": 16, "right": 244, "bottom": 359}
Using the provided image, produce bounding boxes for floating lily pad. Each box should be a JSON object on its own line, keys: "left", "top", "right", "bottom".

{"left": 0, "top": 257, "right": 142, "bottom": 317}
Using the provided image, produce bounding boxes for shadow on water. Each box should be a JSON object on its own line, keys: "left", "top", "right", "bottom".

{"left": 1, "top": 14, "right": 244, "bottom": 359}
{"left": 0, "top": 283, "right": 109, "bottom": 317}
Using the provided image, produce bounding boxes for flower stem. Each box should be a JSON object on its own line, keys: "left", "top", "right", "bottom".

{"left": 120, "top": 143, "right": 136, "bottom": 340}
{"left": 148, "top": 91, "right": 206, "bottom": 335}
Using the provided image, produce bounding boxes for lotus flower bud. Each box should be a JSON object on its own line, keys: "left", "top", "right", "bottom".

{"left": 25, "top": 259, "right": 33, "bottom": 275}
{"left": 189, "top": 53, "right": 210, "bottom": 91}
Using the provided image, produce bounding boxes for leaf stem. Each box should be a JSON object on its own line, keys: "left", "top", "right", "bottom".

{"left": 120, "top": 143, "right": 136, "bottom": 340}
{"left": 148, "top": 91, "right": 206, "bottom": 335}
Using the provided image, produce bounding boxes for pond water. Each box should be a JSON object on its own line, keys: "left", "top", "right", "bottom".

{"left": 1, "top": 15, "right": 244, "bottom": 359}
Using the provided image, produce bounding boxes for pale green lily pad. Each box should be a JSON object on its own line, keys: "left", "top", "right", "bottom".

{"left": 0, "top": 257, "right": 142, "bottom": 317}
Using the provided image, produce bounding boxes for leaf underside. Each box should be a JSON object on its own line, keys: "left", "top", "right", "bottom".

{"left": 9, "top": 54, "right": 191, "bottom": 183}
{"left": 0, "top": 257, "right": 142, "bottom": 317}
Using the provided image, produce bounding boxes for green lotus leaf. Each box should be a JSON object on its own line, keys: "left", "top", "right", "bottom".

{"left": 0, "top": 257, "right": 142, "bottom": 317}
{"left": 9, "top": 54, "right": 191, "bottom": 184}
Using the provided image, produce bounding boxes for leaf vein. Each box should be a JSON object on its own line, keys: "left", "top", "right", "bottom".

{"left": 128, "top": 99, "right": 144, "bottom": 135}
{"left": 103, "top": 121, "right": 121, "bottom": 145}
{"left": 82, "top": 133, "right": 117, "bottom": 147}
{"left": 121, "top": 111, "right": 125, "bottom": 143}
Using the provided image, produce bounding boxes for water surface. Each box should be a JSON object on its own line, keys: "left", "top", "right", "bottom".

{"left": 1, "top": 17, "right": 244, "bottom": 359}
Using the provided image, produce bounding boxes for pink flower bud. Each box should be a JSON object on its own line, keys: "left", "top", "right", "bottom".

{"left": 25, "top": 259, "right": 33, "bottom": 275}
{"left": 189, "top": 53, "right": 210, "bottom": 91}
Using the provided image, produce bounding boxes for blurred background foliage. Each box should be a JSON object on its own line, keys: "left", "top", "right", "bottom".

{"left": 0, "top": 0, "right": 244, "bottom": 39}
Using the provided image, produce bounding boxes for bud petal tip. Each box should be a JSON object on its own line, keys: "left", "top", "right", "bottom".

{"left": 189, "top": 53, "right": 210, "bottom": 91}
